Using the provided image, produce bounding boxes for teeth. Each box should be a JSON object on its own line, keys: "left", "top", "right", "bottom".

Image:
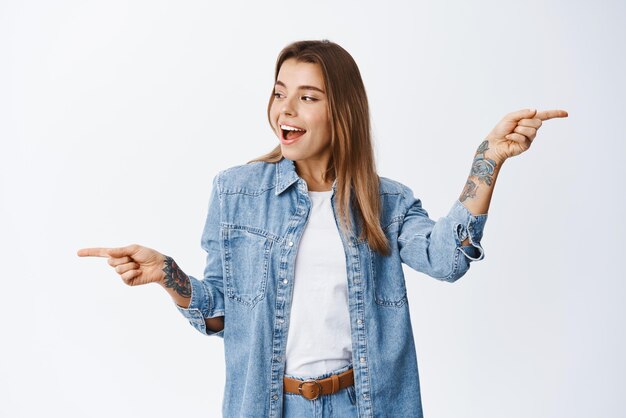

{"left": 280, "top": 124, "right": 305, "bottom": 131}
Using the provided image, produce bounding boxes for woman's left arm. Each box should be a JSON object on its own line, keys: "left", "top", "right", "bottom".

{"left": 458, "top": 108, "right": 568, "bottom": 245}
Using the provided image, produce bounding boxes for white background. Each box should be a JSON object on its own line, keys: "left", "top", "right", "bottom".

{"left": 2, "top": 0, "right": 624, "bottom": 417}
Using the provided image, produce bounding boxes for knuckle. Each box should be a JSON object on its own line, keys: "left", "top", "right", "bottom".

{"left": 125, "top": 270, "right": 140, "bottom": 282}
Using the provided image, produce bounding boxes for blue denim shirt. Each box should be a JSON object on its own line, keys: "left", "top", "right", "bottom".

{"left": 176, "top": 156, "right": 488, "bottom": 417}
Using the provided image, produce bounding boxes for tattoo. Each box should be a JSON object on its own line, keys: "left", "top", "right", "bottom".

{"left": 469, "top": 140, "right": 498, "bottom": 186}
{"left": 476, "top": 140, "right": 490, "bottom": 154}
{"left": 460, "top": 179, "right": 477, "bottom": 202}
{"left": 162, "top": 256, "right": 192, "bottom": 298}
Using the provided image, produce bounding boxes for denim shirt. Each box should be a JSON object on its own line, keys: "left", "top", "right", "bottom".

{"left": 176, "top": 156, "right": 488, "bottom": 418}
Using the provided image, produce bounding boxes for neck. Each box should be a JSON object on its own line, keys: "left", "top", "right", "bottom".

{"left": 294, "top": 157, "right": 334, "bottom": 191}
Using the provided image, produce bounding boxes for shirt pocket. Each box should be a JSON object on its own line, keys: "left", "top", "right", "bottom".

{"left": 223, "top": 225, "right": 272, "bottom": 308}
{"left": 369, "top": 219, "right": 408, "bottom": 308}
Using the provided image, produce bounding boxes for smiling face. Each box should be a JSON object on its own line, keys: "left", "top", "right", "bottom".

{"left": 269, "top": 58, "right": 332, "bottom": 166}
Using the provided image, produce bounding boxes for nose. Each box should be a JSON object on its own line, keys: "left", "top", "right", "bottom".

{"left": 280, "top": 96, "right": 297, "bottom": 116}
{"left": 280, "top": 105, "right": 294, "bottom": 116}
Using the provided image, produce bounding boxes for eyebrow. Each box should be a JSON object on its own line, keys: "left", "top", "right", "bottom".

{"left": 274, "top": 80, "right": 325, "bottom": 94}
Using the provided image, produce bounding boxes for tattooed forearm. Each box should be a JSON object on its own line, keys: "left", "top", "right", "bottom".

{"left": 458, "top": 139, "right": 503, "bottom": 215}
{"left": 162, "top": 256, "right": 192, "bottom": 298}
{"left": 460, "top": 179, "right": 477, "bottom": 202}
{"left": 469, "top": 140, "right": 498, "bottom": 187}
{"left": 476, "top": 139, "right": 489, "bottom": 154}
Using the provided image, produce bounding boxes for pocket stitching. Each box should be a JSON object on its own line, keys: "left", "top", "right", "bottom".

{"left": 223, "top": 225, "right": 272, "bottom": 308}
{"left": 370, "top": 219, "right": 408, "bottom": 308}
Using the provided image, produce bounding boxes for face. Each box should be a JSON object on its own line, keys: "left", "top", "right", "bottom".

{"left": 269, "top": 58, "right": 332, "bottom": 164}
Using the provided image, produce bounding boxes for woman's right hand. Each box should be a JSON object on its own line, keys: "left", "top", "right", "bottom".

{"left": 77, "top": 244, "right": 166, "bottom": 286}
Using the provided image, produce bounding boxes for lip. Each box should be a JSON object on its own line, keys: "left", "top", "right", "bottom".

{"left": 279, "top": 122, "right": 306, "bottom": 130}
{"left": 278, "top": 122, "right": 307, "bottom": 145}
{"left": 280, "top": 128, "right": 306, "bottom": 145}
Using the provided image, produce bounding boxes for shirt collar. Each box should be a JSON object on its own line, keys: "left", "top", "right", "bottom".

{"left": 274, "top": 156, "right": 338, "bottom": 196}
{"left": 274, "top": 157, "right": 299, "bottom": 195}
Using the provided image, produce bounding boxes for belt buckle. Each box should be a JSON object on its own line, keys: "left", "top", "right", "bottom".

{"left": 298, "top": 379, "right": 323, "bottom": 400}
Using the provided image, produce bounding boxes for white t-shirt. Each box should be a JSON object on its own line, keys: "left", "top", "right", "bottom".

{"left": 284, "top": 190, "right": 353, "bottom": 377}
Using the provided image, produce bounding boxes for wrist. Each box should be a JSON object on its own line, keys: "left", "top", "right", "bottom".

{"left": 482, "top": 150, "right": 505, "bottom": 170}
{"left": 480, "top": 137, "right": 506, "bottom": 168}
{"left": 156, "top": 254, "right": 169, "bottom": 287}
{"left": 159, "top": 255, "right": 193, "bottom": 300}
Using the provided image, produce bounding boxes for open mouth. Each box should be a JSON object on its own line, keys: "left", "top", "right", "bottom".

{"left": 281, "top": 125, "right": 307, "bottom": 141}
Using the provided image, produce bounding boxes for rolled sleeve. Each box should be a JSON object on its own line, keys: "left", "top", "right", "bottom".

{"left": 447, "top": 198, "right": 488, "bottom": 262}
{"left": 175, "top": 172, "right": 226, "bottom": 338}
{"left": 175, "top": 275, "right": 224, "bottom": 337}
{"left": 398, "top": 185, "right": 488, "bottom": 282}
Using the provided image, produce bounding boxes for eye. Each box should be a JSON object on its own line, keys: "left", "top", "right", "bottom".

{"left": 273, "top": 92, "right": 282, "bottom": 99}
{"left": 302, "top": 96, "right": 317, "bottom": 102}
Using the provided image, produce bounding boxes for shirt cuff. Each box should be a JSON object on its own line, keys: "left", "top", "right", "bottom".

{"left": 447, "top": 199, "right": 488, "bottom": 261}
{"left": 175, "top": 276, "right": 211, "bottom": 335}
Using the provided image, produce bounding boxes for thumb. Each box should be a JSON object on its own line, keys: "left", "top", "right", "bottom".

{"left": 506, "top": 108, "right": 537, "bottom": 122}
{"left": 107, "top": 244, "right": 140, "bottom": 258}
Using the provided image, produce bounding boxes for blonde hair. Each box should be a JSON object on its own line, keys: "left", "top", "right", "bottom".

{"left": 248, "top": 39, "right": 390, "bottom": 256}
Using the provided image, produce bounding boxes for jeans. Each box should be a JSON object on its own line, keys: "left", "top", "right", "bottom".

{"left": 283, "top": 363, "right": 358, "bottom": 418}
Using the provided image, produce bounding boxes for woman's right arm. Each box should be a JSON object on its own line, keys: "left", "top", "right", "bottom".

{"left": 77, "top": 244, "right": 224, "bottom": 333}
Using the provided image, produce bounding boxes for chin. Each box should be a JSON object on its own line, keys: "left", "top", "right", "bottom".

{"left": 279, "top": 146, "right": 297, "bottom": 158}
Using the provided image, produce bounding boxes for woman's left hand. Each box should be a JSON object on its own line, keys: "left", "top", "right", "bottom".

{"left": 484, "top": 108, "right": 568, "bottom": 164}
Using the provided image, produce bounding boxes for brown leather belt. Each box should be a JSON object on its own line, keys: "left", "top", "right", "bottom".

{"left": 283, "top": 368, "right": 354, "bottom": 400}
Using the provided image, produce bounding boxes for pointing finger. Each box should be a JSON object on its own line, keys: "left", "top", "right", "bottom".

{"left": 504, "top": 108, "right": 538, "bottom": 123}
{"left": 535, "top": 109, "right": 568, "bottom": 121}
{"left": 77, "top": 247, "right": 112, "bottom": 258}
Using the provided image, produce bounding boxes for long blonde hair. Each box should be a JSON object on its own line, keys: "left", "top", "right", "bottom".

{"left": 248, "top": 39, "right": 390, "bottom": 256}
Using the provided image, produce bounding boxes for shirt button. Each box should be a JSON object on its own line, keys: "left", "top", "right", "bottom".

{"left": 283, "top": 279, "right": 288, "bottom": 284}
{"left": 272, "top": 394, "right": 279, "bottom": 400}
{"left": 357, "top": 319, "right": 363, "bottom": 325}
{"left": 288, "top": 241, "right": 294, "bottom": 246}
{"left": 359, "top": 357, "right": 366, "bottom": 363}
{"left": 354, "top": 279, "right": 361, "bottom": 284}
{"left": 278, "top": 318, "right": 284, "bottom": 324}
{"left": 276, "top": 356, "right": 282, "bottom": 362}
{"left": 363, "top": 393, "right": 369, "bottom": 400}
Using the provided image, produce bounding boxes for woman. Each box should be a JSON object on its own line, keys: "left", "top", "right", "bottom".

{"left": 78, "top": 40, "right": 567, "bottom": 417}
